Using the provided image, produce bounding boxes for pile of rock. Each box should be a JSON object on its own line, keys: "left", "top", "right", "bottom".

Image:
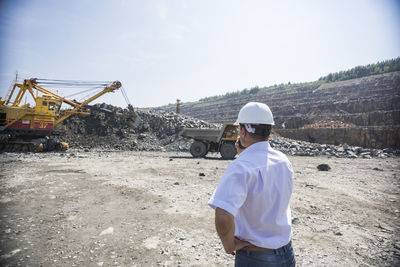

{"left": 269, "top": 136, "right": 398, "bottom": 158}
{"left": 60, "top": 103, "right": 218, "bottom": 151}
{"left": 59, "top": 103, "right": 398, "bottom": 158}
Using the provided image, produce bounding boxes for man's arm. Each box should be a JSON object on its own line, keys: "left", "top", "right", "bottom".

{"left": 215, "top": 208, "right": 250, "bottom": 254}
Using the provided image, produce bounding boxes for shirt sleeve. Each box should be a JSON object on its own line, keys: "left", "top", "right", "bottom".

{"left": 208, "top": 162, "right": 249, "bottom": 217}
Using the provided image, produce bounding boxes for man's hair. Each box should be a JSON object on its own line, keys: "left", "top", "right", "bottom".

{"left": 240, "top": 123, "right": 272, "bottom": 141}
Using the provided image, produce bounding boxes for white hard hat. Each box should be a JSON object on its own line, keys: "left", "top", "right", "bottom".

{"left": 235, "top": 102, "right": 275, "bottom": 125}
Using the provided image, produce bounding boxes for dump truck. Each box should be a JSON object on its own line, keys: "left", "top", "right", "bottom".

{"left": 0, "top": 78, "right": 124, "bottom": 152}
{"left": 179, "top": 124, "right": 239, "bottom": 159}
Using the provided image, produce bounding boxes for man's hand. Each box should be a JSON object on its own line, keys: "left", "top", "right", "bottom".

{"left": 232, "top": 237, "right": 251, "bottom": 255}
{"left": 235, "top": 136, "right": 245, "bottom": 155}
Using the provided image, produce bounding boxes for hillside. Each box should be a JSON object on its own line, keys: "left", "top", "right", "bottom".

{"left": 158, "top": 71, "right": 400, "bottom": 149}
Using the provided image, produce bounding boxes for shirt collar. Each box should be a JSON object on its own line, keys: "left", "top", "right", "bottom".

{"left": 238, "top": 141, "right": 269, "bottom": 158}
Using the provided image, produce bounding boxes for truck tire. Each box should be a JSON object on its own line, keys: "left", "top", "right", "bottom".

{"left": 190, "top": 141, "right": 208, "bottom": 158}
{"left": 220, "top": 142, "right": 237, "bottom": 159}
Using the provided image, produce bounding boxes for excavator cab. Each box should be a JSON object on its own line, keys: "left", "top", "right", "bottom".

{"left": 35, "top": 95, "right": 59, "bottom": 116}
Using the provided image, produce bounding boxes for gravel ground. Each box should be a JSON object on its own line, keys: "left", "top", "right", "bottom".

{"left": 0, "top": 151, "right": 399, "bottom": 266}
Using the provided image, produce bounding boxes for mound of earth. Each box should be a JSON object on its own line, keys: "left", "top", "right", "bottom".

{"left": 59, "top": 104, "right": 219, "bottom": 151}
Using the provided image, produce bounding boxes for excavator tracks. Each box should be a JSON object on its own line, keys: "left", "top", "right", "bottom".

{"left": 0, "top": 136, "right": 68, "bottom": 152}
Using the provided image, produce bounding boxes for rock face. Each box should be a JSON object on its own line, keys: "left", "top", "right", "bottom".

{"left": 159, "top": 72, "right": 400, "bottom": 148}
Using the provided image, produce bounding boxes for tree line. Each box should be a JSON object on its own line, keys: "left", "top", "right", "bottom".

{"left": 198, "top": 57, "right": 400, "bottom": 103}
{"left": 318, "top": 57, "right": 400, "bottom": 83}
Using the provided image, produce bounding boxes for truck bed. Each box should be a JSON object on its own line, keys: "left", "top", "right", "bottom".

{"left": 179, "top": 128, "right": 221, "bottom": 143}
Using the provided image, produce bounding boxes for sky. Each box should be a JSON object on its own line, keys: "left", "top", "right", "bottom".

{"left": 1, "top": 0, "right": 399, "bottom": 108}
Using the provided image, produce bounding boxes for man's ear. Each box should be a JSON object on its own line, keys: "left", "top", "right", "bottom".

{"left": 240, "top": 127, "right": 247, "bottom": 137}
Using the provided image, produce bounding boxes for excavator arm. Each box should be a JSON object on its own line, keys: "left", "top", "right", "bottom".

{"left": 5, "top": 80, "right": 37, "bottom": 106}
{"left": 54, "top": 81, "right": 122, "bottom": 125}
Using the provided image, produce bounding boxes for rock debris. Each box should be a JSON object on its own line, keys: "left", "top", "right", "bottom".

{"left": 58, "top": 103, "right": 399, "bottom": 159}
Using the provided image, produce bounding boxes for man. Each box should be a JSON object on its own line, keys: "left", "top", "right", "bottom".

{"left": 208, "top": 102, "right": 295, "bottom": 266}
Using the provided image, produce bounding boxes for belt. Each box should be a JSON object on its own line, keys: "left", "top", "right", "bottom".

{"left": 242, "top": 240, "right": 292, "bottom": 252}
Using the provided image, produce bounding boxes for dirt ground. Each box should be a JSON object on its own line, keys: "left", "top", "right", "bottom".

{"left": 0, "top": 151, "right": 399, "bottom": 266}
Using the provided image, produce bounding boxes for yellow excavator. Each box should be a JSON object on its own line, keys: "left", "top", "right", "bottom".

{"left": 0, "top": 78, "right": 124, "bottom": 152}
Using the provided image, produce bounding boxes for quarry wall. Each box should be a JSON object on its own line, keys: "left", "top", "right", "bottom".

{"left": 274, "top": 126, "right": 400, "bottom": 149}
{"left": 162, "top": 72, "right": 400, "bottom": 148}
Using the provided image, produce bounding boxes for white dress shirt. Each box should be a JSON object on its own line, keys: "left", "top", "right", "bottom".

{"left": 208, "top": 141, "right": 293, "bottom": 249}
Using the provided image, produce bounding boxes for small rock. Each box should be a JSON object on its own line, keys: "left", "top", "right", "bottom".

{"left": 138, "top": 133, "right": 147, "bottom": 140}
{"left": 383, "top": 148, "right": 394, "bottom": 154}
{"left": 0, "top": 249, "right": 21, "bottom": 259}
{"left": 372, "top": 167, "right": 383, "bottom": 171}
{"left": 174, "top": 182, "right": 180, "bottom": 185}
{"left": 346, "top": 150, "right": 357, "bottom": 158}
{"left": 99, "top": 227, "right": 114, "bottom": 236}
{"left": 354, "top": 147, "right": 363, "bottom": 154}
{"left": 291, "top": 218, "right": 300, "bottom": 224}
{"left": 199, "top": 173, "right": 205, "bottom": 177}
{"left": 317, "top": 164, "right": 331, "bottom": 171}
{"left": 334, "top": 231, "right": 343, "bottom": 236}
